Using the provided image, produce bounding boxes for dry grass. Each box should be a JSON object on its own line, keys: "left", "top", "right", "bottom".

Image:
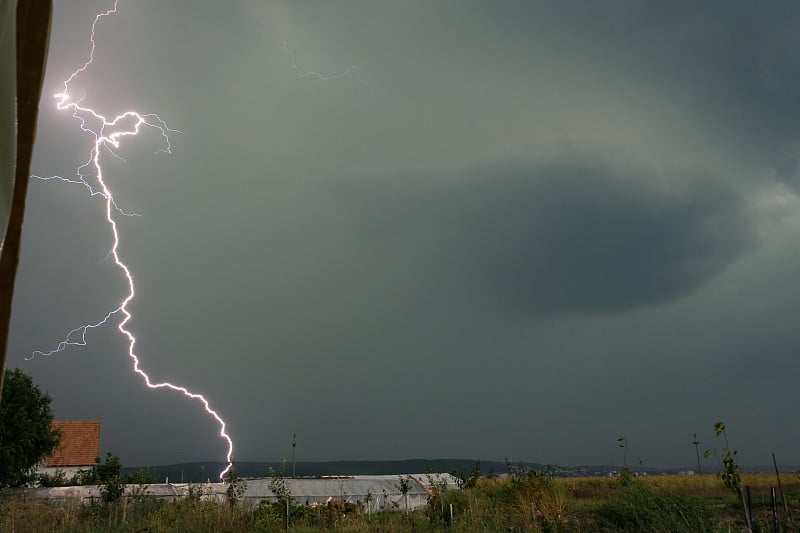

{"left": 0, "top": 500, "right": 89, "bottom": 533}
{"left": 2, "top": 472, "right": 798, "bottom": 532}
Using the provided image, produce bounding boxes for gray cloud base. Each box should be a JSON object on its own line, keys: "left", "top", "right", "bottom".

{"left": 345, "top": 150, "right": 756, "bottom": 316}
{"left": 6, "top": 0, "right": 800, "bottom": 468}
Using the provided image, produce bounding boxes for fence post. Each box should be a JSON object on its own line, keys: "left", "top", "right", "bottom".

{"left": 773, "top": 453, "right": 790, "bottom": 519}
{"left": 771, "top": 486, "right": 778, "bottom": 532}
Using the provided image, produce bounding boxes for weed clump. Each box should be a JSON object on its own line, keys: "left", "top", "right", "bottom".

{"left": 592, "top": 483, "right": 719, "bottom": 532}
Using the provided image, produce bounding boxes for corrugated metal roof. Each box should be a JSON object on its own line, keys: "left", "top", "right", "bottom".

{"left": 27, "top": 484, "right": 182, "bottom": 502}
{"left": 26, "top": 473, "right": 458, "bottom": 512}
{"left": 242, "top": 476, "right": 428, "bottom": 499}
{"left": 46, "top": 421, "right": 101, "bottom": 467}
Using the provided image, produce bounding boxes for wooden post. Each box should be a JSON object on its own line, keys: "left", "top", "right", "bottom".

{"left": 285, "top": 497, "right": 290, "bottom": 530}
{"left": 745, "top": 485, "right": 754, "bottom": 529}
{"left": 449, "top": 503, "right": 453, "bottom": 524}
{"left": 771, "top": 486, "right": 778, "bottom": 532}
{"left": 404, "top": 493, "right": 409, "bottom": 516}
{"left": 773, "top": 453, "right": 790, "bottom": 519}
{"left": 739, "top": 487, "right": 752, "bottom": 533}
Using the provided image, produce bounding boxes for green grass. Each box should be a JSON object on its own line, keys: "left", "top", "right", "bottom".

{"left": 2, "top": 473, "right": 799, "bottom": 532}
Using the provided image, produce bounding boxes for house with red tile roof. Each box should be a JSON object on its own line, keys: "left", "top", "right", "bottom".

{"left": 38, "top": 421, "right": 101, "bottom": 479}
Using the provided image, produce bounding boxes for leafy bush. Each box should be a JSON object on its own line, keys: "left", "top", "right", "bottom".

{"left": 452, "top": 460, "right": 481, "bottom": 490}
{"left": 225, "top": 461, "right": 247, "bottom": 508}
{"left": 37, "top": 468, "right": 68, "bottom": 487}
{"left": 126, "top": 466, "right": 157, "bottom": 485}
{"left": 424, "top": 469, "right": 451, "bottom": 525}
{"left": 96, "top": 452, "right": 124, "bottom": 504}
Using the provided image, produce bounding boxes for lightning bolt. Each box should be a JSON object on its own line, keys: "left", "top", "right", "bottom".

{"left": 30, "top": 2, "right": 360, "bottom": 481}
{"left": 29, "top": 1, "right": 235, "bottom": 480}
{"left": 280, "top": 41, "right": 359, "bottom": 81}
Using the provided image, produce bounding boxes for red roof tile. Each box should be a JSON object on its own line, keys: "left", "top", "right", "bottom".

{"left": 45, "top": 421, "right": 101, "bottom": 467}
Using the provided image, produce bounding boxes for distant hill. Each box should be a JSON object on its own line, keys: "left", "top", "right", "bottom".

{"left": 121, "top": 459, "right": 697, "bottom": 483}
{"left": 124, "top": 459, "right": 505, "bottom": 483}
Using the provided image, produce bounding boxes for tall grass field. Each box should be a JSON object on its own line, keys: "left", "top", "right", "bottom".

{"left": 2, "top": 472, "right": 799, "bottom": 532}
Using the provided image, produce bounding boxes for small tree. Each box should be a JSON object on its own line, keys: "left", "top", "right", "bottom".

{"left": 692, "top": 433, "right": 702, "bottom": 474}
{"left": 225, "top": 461, "right": 247, "bottom": 508}
{"left": 126, "top": 467, "right": 156, "bottom": 485}
{"left": 425, "top": 468, "right": 450, "bottom": 524}
{"left": 268, "top": 460, "right": 293, "bottom": 508}
{"left": 504, "top": 458, "right": 554, "bottom": 499}
{"left": 452, "top": 460, "right": 481, "bottom": 490}
{"left": 397, "top": 475, "right": 411, "bottom": 516}
{"left": 97, "top": 452, "right": 124, "bottom": 504}
{"left": 706, "top": 421, "right": 741, "bottom": 495}
{"left": 266, "top": 460, "right": 295, "bottom": 529}
{"left": 706, "top": 421, "right": 750, "bottom": 532}
{"left": 0, "top": 368, "right": 61, "bottom": 487}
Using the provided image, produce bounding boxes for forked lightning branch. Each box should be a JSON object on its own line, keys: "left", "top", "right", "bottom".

{"left": 30, "top": 1, "right": 358, "bottom": 481}
{"left": 30, "top": 1, "right": 235, "bottom": 480}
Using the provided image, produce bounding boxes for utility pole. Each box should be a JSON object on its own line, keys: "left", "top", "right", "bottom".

{"left": 291, "top": 433, "right": 296, "bottom": 478}
{"left": 617, "top": 437, "right": 628, "bottom": 470}
{"left": 692, "top": 433, "right": 702, "bottom": 474}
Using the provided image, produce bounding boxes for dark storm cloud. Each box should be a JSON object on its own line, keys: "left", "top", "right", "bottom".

{"left": 501, "top": 2, "right": 800, "bottom": 190}
{"left": 776, "top": 153, "right": 800, "bottom": 193}
{"left": 346, "top": 150, "right": 756, "bottom": 316}
{"left": 543, "top": 2, "right": 800, "bottom": 138}
{"left": 9, "top": 0, "right": 800, "bottom": 469}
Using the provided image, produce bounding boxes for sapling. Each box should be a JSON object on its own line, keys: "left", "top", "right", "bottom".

{"left": 706, "top": 421, "right": 750, "bottom": 532}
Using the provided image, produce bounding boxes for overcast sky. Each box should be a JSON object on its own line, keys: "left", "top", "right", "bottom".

{"left": 7, "top": 0, "right": 800, "bottom": 469}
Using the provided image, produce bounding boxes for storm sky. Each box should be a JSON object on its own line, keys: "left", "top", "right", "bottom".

{"left": 8, "top": 0, "right": 800, "bottom": 469}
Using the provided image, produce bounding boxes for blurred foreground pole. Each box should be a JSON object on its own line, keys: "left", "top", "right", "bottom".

{"left": 745, "top": 485, "right": 753, "bottom": 528}
{"left": 771, "top": 486, "right": 778, "bottom": 532}
{"left": 772, "top": 453, "right": 789, "bottom": 519}
{"left": 0, "top": 0, "right": 52, "bottom": 397}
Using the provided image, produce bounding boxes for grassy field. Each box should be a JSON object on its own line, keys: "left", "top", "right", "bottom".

{"left": 2, "top": 472, "right": 799, "bottom": 532}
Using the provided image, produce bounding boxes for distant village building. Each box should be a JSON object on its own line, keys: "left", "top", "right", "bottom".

{"left": 38, "top": 421, "right": 101, "bottom": 479}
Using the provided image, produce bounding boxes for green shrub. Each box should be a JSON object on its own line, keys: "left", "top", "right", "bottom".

{"left": 593, "top": 483, "right": 719, "bottom": 532}
{"left": 37, "top": 468, "right": 68, "bottom": 487}
{"left": 97, "top": 452, "right": 124, "bottom": 504}
{"left": 126, "top": 466, "right": 157, "bottom": 485}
